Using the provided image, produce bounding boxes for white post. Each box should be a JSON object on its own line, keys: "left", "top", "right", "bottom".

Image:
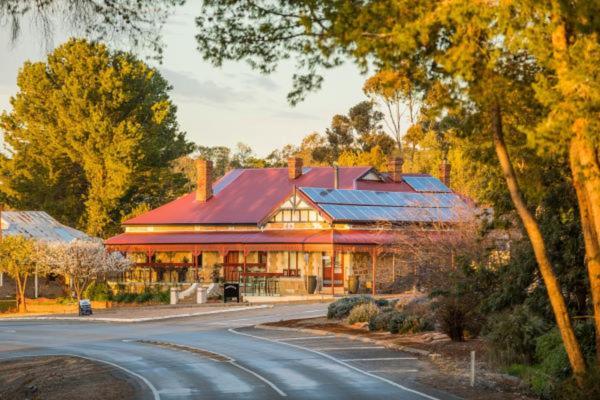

{"left": 170, "top": 287, "right": 179, "bottom": 305}
{"left": 470, "top": 351, "right": 475, "bottom": 387}
{"left": 196, "top": 286, "right": 207, "bottom": 304}
{"left": 0, "top": 272, "right": 3, "bottom": 287}
{"left": 34, "top": 265, "right": 38, "bottom": 299}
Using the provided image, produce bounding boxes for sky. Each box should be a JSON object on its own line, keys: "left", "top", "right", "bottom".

{"left": 0, "top": 2, "right": 368, "bottom": 157}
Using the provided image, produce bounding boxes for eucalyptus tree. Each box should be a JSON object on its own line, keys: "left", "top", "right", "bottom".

{"left": 195, "top": 0, "right": 599, "bottom": 379}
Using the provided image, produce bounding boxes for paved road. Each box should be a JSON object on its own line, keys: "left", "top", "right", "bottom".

{"left": 0, "top": 303, "right": 459, "bottom": 399}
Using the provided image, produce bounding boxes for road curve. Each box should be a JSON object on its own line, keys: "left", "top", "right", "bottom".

{"left": 0, "top": 303, "right": 459, "bottom": 400}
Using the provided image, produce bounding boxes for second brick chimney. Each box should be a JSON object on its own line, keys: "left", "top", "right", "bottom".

{"left": 288, "top": 157, "right": 303, "bottom": 180}
{"left": 439, "top": 160, "right": 451, "bottom": 187}
{"left": 196, "top": 158, "right": 213, "bottom": 202}
{"left": 387, "top": 156, "right": 404, "bottom": 183}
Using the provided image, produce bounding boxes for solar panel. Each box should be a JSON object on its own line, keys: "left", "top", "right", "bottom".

{"left": 213, "top": 169, "right": 244, "bottom": 194}
{"left": 300, "top": 187, "right": 461, "bottom": 208}
{"left": 402, "top": 176, "right": 451, "bottom": 193}
{"left": 320, "top": 204, "right": 463, "bottom": 223}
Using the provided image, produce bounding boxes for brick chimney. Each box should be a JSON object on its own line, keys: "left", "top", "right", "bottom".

{"left": 439, "top": 160, "right": 451, "bottom": 187}
{"left": 288, "top": 157, "right": 303, "bottom": 180}
{"left": 387, "top": 156, "right": 404, "bottom": 183}
{"left": 196, "top": 158, "right": 213, "bottom": 202}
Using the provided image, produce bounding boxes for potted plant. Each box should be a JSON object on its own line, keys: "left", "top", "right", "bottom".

{"left": 211, "top": 264, "right": 222, "bottom": 283}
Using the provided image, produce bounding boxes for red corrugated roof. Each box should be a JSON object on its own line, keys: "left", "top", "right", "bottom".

{"left": 105, "top": 229, "right": 413, "bottom": 246}
{"left": 124, "top": 166, "right": 380, "bottom": 225}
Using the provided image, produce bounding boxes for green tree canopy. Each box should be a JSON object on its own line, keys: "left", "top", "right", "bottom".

{"left": 195, "top": 0, "right": 600, "bottom": 379}
{"left": 0, "top": 38, "right": 192, "bottom": 237}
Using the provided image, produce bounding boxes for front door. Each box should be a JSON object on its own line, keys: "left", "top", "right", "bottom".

{"left": 322, "top": 252, "right": 343, "bottom": 287}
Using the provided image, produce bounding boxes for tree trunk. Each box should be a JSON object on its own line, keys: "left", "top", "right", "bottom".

{"left": 492, "top": 101, "right": 587, "bottom": 380}
{"left": 570, "top": 131, "right": 600, "bottom": 364}
{"left": 15, "top": 273, "right": 28, "bottom": 313}
{"left": 550, "top": 7, "right": 600, "bottom": 369}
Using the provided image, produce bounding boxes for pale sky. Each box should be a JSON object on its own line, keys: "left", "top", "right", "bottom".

{"left": 0, "top": 2, "right": 368, "bottom": 157}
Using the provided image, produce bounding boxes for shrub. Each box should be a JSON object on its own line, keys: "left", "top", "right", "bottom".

{"left": 374, "top": 298, "right": 390, "bottom": 308}
{"left": 83, "top": 281, "right": 113, "bottom": 301}
{"left": 388, "top": 313, "right": 407, "bottom": 334}
{"left": 535, "top": 322, "right": 596, "bottom": 379}
{"left": 327, "top": 295, "right": 373, "bottom": 319}
{"left": 555, "top": 367, "right": 600, "bottom": 400}
{"left": 369, "top": 310, "right": 400, "bottom": 331}
{"left": 347, "top": 303, "right": 380, "bottom": 324}
{"left": 398, "top": 315, "right": 434, "bottom": 334}
{"left": 432, "top": 296, "right": 483, "bottom": 341}
{"left": 484, "top": 305, "right": 548, "bottom": 366}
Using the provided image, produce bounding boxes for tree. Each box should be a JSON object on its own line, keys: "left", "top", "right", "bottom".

{"left": 363, "top": 70, "right": 421, "bottom": 151}
{"left": 195, "top": 0, "right": 597, "bottom": 379}
{"left": 0, "top": 236, "right": 44, "bottom": 312}
{"left": 0, "top": 0, "right": 182, "bottom": 60}
{"left": 42, "top": 240, "right": 130, "bottom": 302}
{"left": 0, "top": 38, "right": 192, "bottom": 237}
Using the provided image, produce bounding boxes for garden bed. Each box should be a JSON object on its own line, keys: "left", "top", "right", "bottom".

{"left": 0, "top": 355, "right": 146, "bottom": 399}
{"left": 266, "top": 317, "right": 533, "bottom": 400}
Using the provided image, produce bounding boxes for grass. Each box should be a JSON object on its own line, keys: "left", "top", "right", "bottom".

{"left": 0, "top": 300, "right": 16, "bottom": 313}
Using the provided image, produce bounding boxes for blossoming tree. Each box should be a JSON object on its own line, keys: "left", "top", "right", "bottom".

{"left": 43, "top": 240, "right": 131, "bottom": 302}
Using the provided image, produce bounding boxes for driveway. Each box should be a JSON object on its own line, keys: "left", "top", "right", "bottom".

{"left": 0, "top": 303, "right": 458, "bottom": 399}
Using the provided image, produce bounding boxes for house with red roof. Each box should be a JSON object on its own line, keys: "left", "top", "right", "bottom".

{"left": 105, "top": 157, "right": 473, "bottom": 296}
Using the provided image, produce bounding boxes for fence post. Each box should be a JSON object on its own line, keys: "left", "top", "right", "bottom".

{"left": 470, "top": 350, "right": 475, "bottom": 387}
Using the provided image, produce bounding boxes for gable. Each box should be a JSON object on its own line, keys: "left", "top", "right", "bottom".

{"left": 358, "top": 171, "right": 384, "bottom": 181}
{"left": 267, "top": 192, "right": 327, "bottom": 224}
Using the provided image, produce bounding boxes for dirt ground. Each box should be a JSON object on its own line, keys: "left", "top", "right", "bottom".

{"left": 0, "top": 355, "right": 147, "bottom": 400}
{"left": 266, "top": 317, "right": 535, "bottom": 400}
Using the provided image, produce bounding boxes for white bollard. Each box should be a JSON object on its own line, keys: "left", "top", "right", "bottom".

{"left": 470, "top": 350, "right": 476, "bottom": 387}
{"left": 196, "top": 286, "right": 207, "bottom": 304}
{"left": 170, "top": 287, "right": 179, "bottom": 305}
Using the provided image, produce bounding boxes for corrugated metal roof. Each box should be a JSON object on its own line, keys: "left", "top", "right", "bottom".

{"left": 123, "top": 166, "right": 373, "bottom": 225}
{"left": 0, "top": 211, "right": 91, "bottom": 242}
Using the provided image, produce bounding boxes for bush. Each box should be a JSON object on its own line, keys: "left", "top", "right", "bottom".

{"left": 535, "top": 322, "right": 596, "bottom": 379}
{"left": 555, "top": 367, "right": 600, "bottom": 400}
{"left": 433, "top": 296, "right": 483, "bottom": 341}
{"left": 398, "top": 315, "right": 434, "bottom": 334}
{"left": 327, "top": 296, "right": 373, "bottom": 319}
{"left": 484, "top": 305, "right": 548, "bottom": 366}
{"left": 369, "top": 310, "right": 401, "bottom": 331}
{"left": 387, "top": 312, "right": 433, "bottom": 334}
{"left": 388, "top": 313, "right": 406, "bottom": 334}
{"left": 347, "top": 303, "right": 380, "bottom": 324}
{"left": 374, "top": 298, "right": 390, "bottom": 308}
{"left": 83, "top": 281, "right": 113, "bottom": 301}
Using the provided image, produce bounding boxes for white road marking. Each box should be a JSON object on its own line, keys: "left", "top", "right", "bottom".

{"left": 313, "top": 346, "right": 385, "bottom": 351}
{"left": 368, "top": 369, "right": 419, "bottom": 373}
{"left": 134, "top": 339, "right": 287, "bottom": 397}
{"left": 0, "top": 353, "right": 160, "bottom": 400}
{"left": 230, "top": 361, "right": 288, "bottom": 397}
{"left": 228, "top": 328, "right": 440, "bottom": 400}
{"left": 276, "top": 336, "right": 335, "bottom": 341}
{"left": 342, "top": 357, "right": 417, "bottom": 361}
